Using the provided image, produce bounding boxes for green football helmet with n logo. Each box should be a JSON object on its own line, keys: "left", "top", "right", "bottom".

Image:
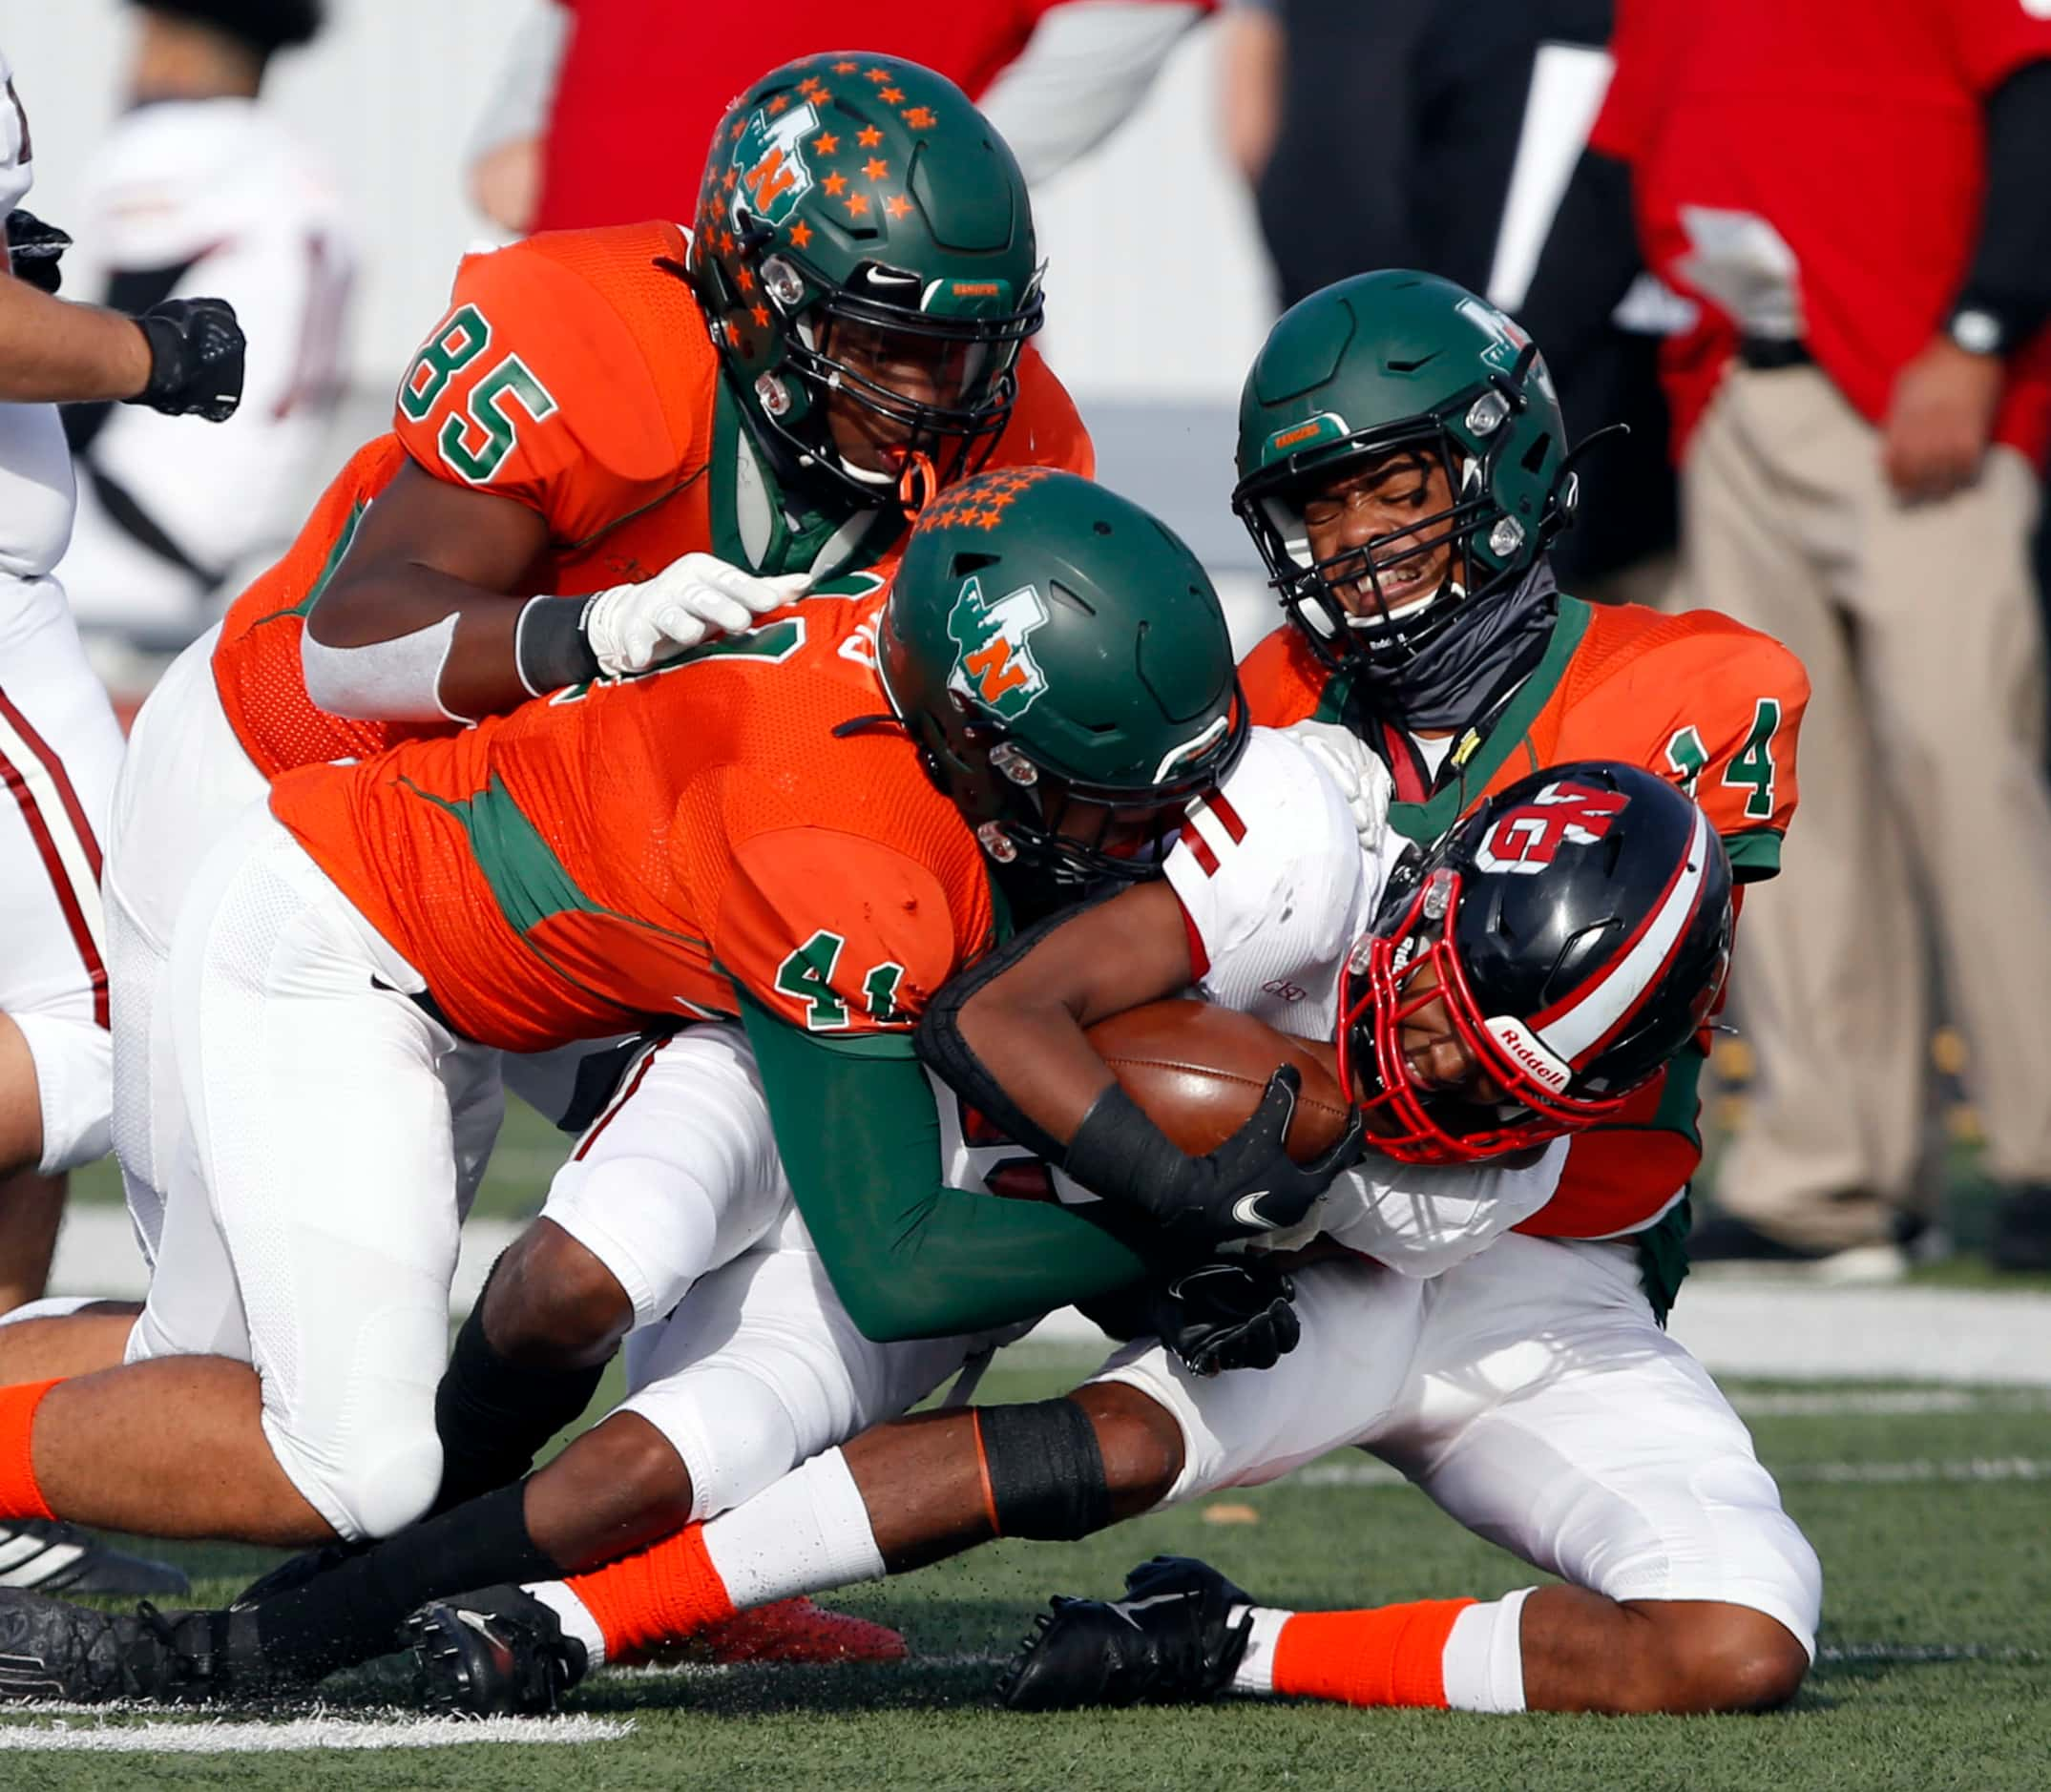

{"left": 690, "top": 53, "right": 1043, "bottom": 503}
{"left": 879, "top": 469, "right": 1247, "bottom": 892}
{"left": 1233, "top": 270, "right": 1577, "bottom": 668}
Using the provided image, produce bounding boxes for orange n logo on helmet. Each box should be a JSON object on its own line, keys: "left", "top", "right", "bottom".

{"left": 745, "top": 146, "right": 797, "bottom": 213}
{"left": 728, "top": 102, "right": 818, "bottom": 229}
{"left": 963, "top": 636, "right": 1031, "bottom": 705}
{"left": 945, "top": 576, "right": 1051, "bottom": 720}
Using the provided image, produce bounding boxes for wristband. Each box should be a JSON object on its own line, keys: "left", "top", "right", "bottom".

{"left": 1062, "top": 1082, "right": 1198, "bottom": 1220}
{"left": 514, "top": 594, "right": 601, "bottom": 696}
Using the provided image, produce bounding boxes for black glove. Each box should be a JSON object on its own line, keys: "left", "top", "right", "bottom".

{"left": 4, "top": 209, "right": 70, "bottom": 294}
{"left": 1064, "top": 1066, "right": 1367, "bottom": 1256}
{"left": 126, "top": 296, "right": 245, "bottom": 421}
{"left": 1145, "top": 1259, "right": 1301, "bottom": 1376}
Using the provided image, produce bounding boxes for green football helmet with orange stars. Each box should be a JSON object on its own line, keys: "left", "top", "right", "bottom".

{"left": 880, "top": 468, "right": 1247, "bottom": 895}
{"left": 689, "top": 53, "right": 1044, "bottom": 504}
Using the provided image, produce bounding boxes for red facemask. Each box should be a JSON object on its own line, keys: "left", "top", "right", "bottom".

{"left": 1332, "top": 868, "right": 1634, "bottom": 1164}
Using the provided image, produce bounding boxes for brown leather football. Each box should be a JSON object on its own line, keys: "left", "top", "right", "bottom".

{"left": 1084, "top": 998, "right": 1350, "bottom": 1162}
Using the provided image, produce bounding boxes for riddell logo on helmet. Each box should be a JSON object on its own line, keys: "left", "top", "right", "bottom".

{"left": 1482, "top": 1017, "right": 1571, "bottom": 1094}
{"left": 946, "top": 576, "right": 1051, "bottom": 719}
{"left": 730, "top": 103, "right": 820, "bottom": 230}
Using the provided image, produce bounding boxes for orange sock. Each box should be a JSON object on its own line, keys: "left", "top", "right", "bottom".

{"left": 0, "top": 1380, "right": 59, "bottom": 1521}
{"left": 1270, "top": 1597, "right": 1476, "bottom": 1708}
{"left": 564, "top": 1522, "right": 737, "bottom": 1661}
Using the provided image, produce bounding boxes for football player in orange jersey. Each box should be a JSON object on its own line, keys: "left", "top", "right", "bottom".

{"left": 956, "top": 272, "right": 1818, "bottom": 1717}
{"left": 1227, "top": 269, "right": 1809, "bottom": 1299}
{"left": 0, "top": 52, "right": 1095, "bottom": 1388}
{"left": 366, "top": 285, "right": 1818, "bottom": 1723}
{"left": 0, "top": 471, "right": 1339, "bottom": 1703}
{"left": 386, "top": 761, "right": 1809, "bottom": 1723}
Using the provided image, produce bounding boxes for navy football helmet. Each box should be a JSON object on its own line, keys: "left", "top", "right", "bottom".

{"left": 1336, "top": 761, "right": 1733, "bottom": 1163}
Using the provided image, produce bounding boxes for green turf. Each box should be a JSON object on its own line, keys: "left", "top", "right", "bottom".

{"left": 3, "top": 1357, "right": 2046, "bottom": 1789}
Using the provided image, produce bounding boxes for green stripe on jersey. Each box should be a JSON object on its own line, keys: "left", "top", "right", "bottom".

{"left": 1722, "top": 825, "right": 1784, "bottom": 881}
{"left": 254, "top": 496, "right": 368, "bottom": 627}
{"left": 398, "top": 772, "right": 705, "bottom": 949}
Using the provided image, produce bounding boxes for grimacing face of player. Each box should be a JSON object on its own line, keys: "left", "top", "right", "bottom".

{"left": 822, "top": 318, "right": 989, "bottom": 476}
{"left": 1383, "top": 957, "right": 1510, "bottom": 1110}
{"left": 1301, "top": 448, "right": 1458, "bottom": 621}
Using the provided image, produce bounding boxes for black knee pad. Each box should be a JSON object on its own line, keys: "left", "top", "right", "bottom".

{"left": 976, "top": 1398, "right": 1112, "bottom": 1541}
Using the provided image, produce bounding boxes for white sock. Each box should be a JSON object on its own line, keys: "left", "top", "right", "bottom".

{"left": 1227, "top": 1605, "right": 1293, "bottom": 1696}
{"left": 1438, "top": 1588, "right": 1533, "bottom": 1714}
{"left": 526, "top": 1580, "right": 608, "bottom": 1669}
{"left": 701, "top": 1448, "right": 886, "bottom": 1611}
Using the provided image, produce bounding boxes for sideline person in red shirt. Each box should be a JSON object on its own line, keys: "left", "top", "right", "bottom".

{"left": 1524, "top": 0, "right": 2051, "bottom": 1272}
{"left": 466, "top": 1, "right": 1209, "bottom": 235}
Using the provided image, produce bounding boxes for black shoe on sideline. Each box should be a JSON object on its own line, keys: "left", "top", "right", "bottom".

{"left": 1686, "top": 1212, "right": 1836, "bottom": 1263}
{"left": 1992, "top": 1183, "right": 2051, "bottom": 1273}
{"left": 405, "top": 1583, "right": 588, "bottom": 1717}
{"left": 0, "top": 1520, "right": 188, "bottom": 1596}
{"left": 998, "top": 1554, "right": 1254, "bottom": 1713}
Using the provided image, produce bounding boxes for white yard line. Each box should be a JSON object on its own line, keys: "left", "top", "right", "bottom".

{"left": 1723, "top": 1387, "right": 2051, "bottom": 1416}
{"left": 51, "top": 1205, "right": 2051, "bottom": 1386}
{"left": 1287, "top": 1456, "right": 2051, "bottom": 1490}
{"left": 0, "top": 1710, "right": 631, "bottom": 1751}
{"left": 606, "top": 1642, "right": 2043, "bottom": 1679}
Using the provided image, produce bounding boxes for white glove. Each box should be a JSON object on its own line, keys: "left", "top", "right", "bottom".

{"left": 1283, "top": 719, "right": 1393, "bottom": 847}
{"left": 582, "top": 554, "right": 809, "bottom": 677}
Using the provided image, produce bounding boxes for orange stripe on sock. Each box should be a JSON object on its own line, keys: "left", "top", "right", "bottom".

{"left": 566, "top": 1523, "right": 737, "bottom": 1661}
{"left": 970, "top": 1411, "right": 1003, "bottom": 1537}
{"left": 0, "top": 1380, "right": 59, "bottom": 1522}
{"left": 1271, "top": 1597, "right": 1476, "bottom": 1708}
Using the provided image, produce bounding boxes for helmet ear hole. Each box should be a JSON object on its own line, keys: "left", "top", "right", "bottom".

{"left": 1519, "top": 431, "right": 1554, "bottom": 475}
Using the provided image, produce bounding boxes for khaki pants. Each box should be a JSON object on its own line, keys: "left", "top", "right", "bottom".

{"left": 1681, "top": 365, "right": 2051, "bottom": 1251}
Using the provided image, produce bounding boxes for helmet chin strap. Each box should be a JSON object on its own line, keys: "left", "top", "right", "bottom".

{"left": 1344, "top": 575, "right": 1466, "bottom": 634}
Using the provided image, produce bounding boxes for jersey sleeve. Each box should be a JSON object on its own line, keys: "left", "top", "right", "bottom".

{"left": 1238, "top": 626, "right": 1332, "bottom": 728}
{"left": 1571, "top": 621, "right": 1810, "bottom": 882}
{"left": 737, "top": 990, "right": 1155, "bottom": 1342}
{"left": 390, "top": 238, "right": 681, "bottom": 543}
{"left": 1514, "top": 1034, "right": 1706, "bottom": 1239}
{"left": 1167, "top": 728, "right": 1363, "bottom": 1004}
{"left": 985, "top": 344, "right": 1096, "bottom": 478}
{"left": 713, "top": 823, "right": 981, "bottom": 1040}
{"left": 1321, "top": 1136, "right": 1568, "bottom": 1277}
{"left": 1946, "top": 0, "right": 2051, "bottom": 94}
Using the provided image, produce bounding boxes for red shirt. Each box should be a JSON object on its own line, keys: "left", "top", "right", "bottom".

{"left": 536, "top": 1, "right": 1070, "bottom": 232}
{"left": 1591, "top": 0, "right": 2051, "bottom": 461}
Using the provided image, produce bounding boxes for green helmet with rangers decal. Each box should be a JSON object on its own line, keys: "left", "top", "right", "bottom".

{"left": 879, "top": 468, "right": 1248, "bottom": 893}
{"left": 689, "top": 53, "right": 1043, "bottom": 504}
{"left": 1232, "top": 270, "right": 1577, "bottom": 669}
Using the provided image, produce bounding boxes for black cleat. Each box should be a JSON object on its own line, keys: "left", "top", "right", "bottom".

{"left": 0, "top": 1520, "right": 188, "bottom": 1597}
{"left": 0, "top": 1591, "right": 269, "bottom": 1704}
{"left": 998, "top": 1554, "right": 1255, "bottom": 1712}
{"left": 405, "top": 1584, "right": 588, "bottom": 1717}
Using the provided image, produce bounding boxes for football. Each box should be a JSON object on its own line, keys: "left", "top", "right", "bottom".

{"left": 1084, "top": 998, "right": 1350, "bottom": 1162}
